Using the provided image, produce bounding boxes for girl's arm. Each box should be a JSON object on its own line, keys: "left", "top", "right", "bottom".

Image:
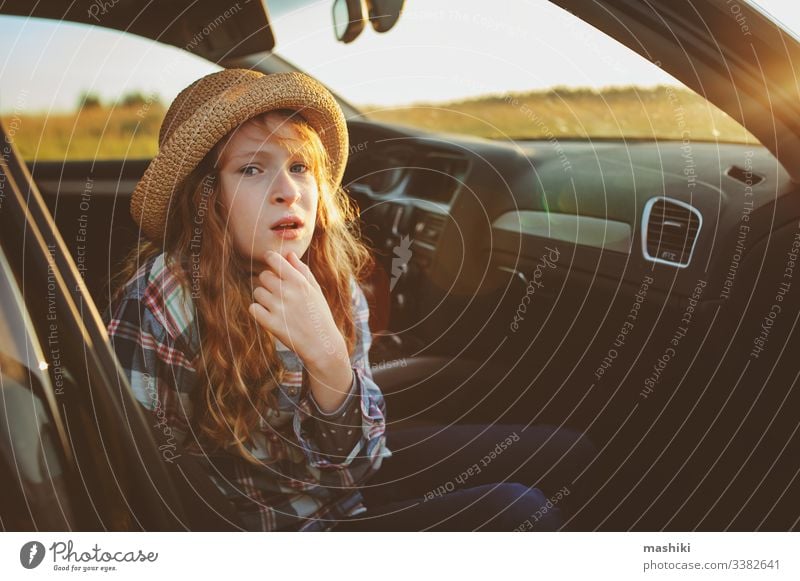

{"left": 248, "top": 250, "right": 362, "bottom": 412}
{"left": 249, "top": 251, "right": 390, "bottom": 471}
{"left": 303, "top": 346, "right": 355, "bottom": 414}
{"left": 292, "top": 278, "right": 391, "bottom": 472}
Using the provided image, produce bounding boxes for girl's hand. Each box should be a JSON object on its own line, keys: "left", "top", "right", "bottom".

{"left": 249, "top": 250, "right": 348, "bottom": 370}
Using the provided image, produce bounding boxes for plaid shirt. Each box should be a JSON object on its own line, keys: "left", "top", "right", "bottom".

{"left": 104, "top": 252, "right": 391, "bottom": 531}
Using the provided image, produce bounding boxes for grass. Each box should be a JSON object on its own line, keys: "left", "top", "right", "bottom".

{"left": 362, "top": 85, "right": 755, "bottom": 143}
{"left": 2, "top": 102, "right": 166, "bottom": 161}
{"left": 1, "top": 85, "right": 754, "bottom": 161}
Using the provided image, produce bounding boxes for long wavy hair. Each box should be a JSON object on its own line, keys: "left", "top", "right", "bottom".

{"left": 112, "top": 110, "right": 373, "bottom": 463}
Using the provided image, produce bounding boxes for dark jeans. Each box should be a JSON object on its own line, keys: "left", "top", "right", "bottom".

{"left": 335, "top": 423, "right": 596, "bottom": 531}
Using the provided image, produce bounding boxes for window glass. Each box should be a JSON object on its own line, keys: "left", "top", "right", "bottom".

{"left": 269, "top": 0, "right": 754, "bottom": 142}
{"left": 0, "top": 2, "right": 759, "bottom": 162}
{"left": 0, "top": 15, "right": 220, "bottom": 161}
{"left": 0, "top": 247, "right": 74, "bottom": 529}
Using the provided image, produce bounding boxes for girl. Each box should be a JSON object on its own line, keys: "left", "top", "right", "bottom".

{"left": 107, "top": 69, "right": 593, "bottom": 531}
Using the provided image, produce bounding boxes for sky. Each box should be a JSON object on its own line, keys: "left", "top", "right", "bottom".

{"left": 0, "top": 0, "right": 797, "bottom": 113}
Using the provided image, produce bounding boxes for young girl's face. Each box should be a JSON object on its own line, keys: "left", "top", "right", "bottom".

{"left": 216, "top": 113, "right": 320, "bottom": 271}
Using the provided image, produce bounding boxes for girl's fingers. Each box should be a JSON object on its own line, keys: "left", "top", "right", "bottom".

{"left": 265, "top": 251, "right": 302, "bottom": 283}
{"left": 286, "top": 251, "right": 311, "bottom": 283}
{"left": 248, "top": 302, "right": 273, "bottom": 330}
{"left": 253, "top": 286, "right": 276, "bottom": 310}
{"left": 265, "top": 251, "right": 320, "bottom": 294}
{"left": 257, "top": 269, "right": 281, "bottom": 293}
{"left": 288, "top": 251, "right": 321, "bottom": 289}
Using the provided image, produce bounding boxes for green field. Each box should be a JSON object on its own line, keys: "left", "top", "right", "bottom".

{"left": 2, "top": 86, "right": 753, "bottom": 161}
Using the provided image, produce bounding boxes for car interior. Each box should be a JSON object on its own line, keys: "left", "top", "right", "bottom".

{"left": 2, "top": 0, "right": 800, "bottom": 531}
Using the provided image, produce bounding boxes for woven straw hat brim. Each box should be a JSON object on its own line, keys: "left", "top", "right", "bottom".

{"left": 130, "top": 71, "right": 348, "bottom": 241}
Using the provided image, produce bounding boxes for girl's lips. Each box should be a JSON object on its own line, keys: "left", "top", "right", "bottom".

{"left": 271, "top": 226, "right": 303, "bottom": 240}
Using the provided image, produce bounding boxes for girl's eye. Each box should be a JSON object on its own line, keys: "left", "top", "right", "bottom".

{"left": 290, "top": 162, "right": 309, "bottom": 173}
{"left": 240, "top": 165, "right": 260, "bottom": 176}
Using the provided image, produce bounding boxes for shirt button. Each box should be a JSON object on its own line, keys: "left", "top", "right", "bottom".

{"left": 288, "top": 387, "right": 297, "bottom": 396}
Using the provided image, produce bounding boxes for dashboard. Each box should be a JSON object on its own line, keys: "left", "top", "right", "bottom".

{"left": 344, "top": 118, "right": 799, "bottom": 355}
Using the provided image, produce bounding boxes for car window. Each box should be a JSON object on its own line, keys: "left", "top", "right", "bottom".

{"left": 0, "top": 246, "right": 75, "bottom": 530}
{"left": 269, "top": 0, "right": 755, "bottom": 143}
{"left": 0, "top": 15, "right": 220, "bottom": 161}
{"left": 747, "top": 1, "right": 800, "bottom": 42}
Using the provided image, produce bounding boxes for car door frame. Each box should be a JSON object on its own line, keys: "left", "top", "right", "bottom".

{"left": 0, "top": 119, "right": 192, "bottom": 530}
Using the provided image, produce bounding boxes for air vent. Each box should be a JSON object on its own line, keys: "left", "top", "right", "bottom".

{"left": 412, "top": 209, "right": 447, "bottom": 246}
{"left": 642, "top": 197, "right": 702, "bottom": 268}
{"left": 726, "top": 165, "right": 765, "bottom": 186}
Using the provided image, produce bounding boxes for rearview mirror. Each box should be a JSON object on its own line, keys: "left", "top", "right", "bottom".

{"left": 333, "top": 0, "right": 366, "bottom": 44}
{"left": 333, "top": 0, "right": 404, "bottom": 43}
{"left": 367, "top": 0, "right": 404, "bottom": 33}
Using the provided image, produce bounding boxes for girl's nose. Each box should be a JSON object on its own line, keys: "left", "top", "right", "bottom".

{"left": 269, "top": 168, "right": 302, "bottom": 205}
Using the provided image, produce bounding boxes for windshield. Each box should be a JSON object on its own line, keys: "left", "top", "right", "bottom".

{"left": 0, "top": 0, "right": 762, "bottom": 162}
{"left": 268, "top": 0, "right": 754, "bottom": 143}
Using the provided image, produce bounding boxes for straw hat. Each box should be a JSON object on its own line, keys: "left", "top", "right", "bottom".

{"left": 130, "top": 69, "right": 349, "bottom": 240}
